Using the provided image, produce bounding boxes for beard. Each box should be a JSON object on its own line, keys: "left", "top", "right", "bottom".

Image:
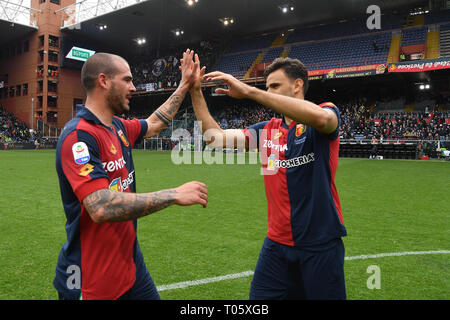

{"left": 107, "top": 82, "right": 130, "bottom": 115}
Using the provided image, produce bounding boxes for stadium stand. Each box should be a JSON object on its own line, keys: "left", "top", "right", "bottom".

{"left": 288, "top": 32, "right": 391, "bottom": 70}
{"left": 425, "top": 26, "right": 440, "bottom": 59}
{"left": 439, "top": 23, "right": 450, "bottom": 57}
{"left": 209, "top": 9, "right": 450, "bottom": 79}
{"left": 130, "top": 40, "right": 222, "bottom": 87}
{"left": 260, "top": 47, "right": 284, "bottom": 64}
{"left": 0, "top": 105, "right": 40, "bottom": 146}
{"left": 227, "top": 33, "right": 278, "bottom": 54}
{"left": 212, "top": 31, "right": 392, "bottom": 77}
{"left": 128, "top": 9, "right": 450, "bottom": 85}
{"left": 126, "top": 90, "right": 450, "bottom": 142}
{"left": 401, "top": 26, "right": 427, "bottom": 46}
{"left": 123, "top": 93, "right": 449, "bottom": 158}
{"left": 122, "top": 6, "right": 450, "bottom": 159}
{"left": 212, "top": 51, "right": 261, "bottom": 79}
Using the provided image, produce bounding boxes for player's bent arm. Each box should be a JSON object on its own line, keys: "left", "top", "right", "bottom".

{"left": 204, "top": 72, "right": 337, "bottom": 135}
{"left": 203, "top": 128, "right": 247, "bottom": 150}
{"left": 83, "top": 181, "right": 208, "bottom": 223}
{"left": 83, "top": 189, "right": 176, "bottom": 223}
{"left": 190, "top": 89, "right": 248, "bottom": 149}
{"left": 246, "top": 86, "right": 338, "bottom": 134}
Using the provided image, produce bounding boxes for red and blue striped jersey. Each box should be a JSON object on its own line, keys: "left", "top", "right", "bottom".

{"left": 54, "top": 106, "right": 148, "bottom": 299}
{"left": 243, "top": 102, "right": 346, "bottom": 247}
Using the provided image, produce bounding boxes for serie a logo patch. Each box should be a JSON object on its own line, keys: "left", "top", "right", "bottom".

{"left": 72, "top": 142, "right": 90, "bottom": 164}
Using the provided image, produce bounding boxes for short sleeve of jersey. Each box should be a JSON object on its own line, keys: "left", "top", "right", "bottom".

{"left": 118, "top": 118, "right": 148, "bottom": 147}
{"left": 242, "top": 121, "right": 268, "bottom": 149}
{"left": 60, "top": 130, "right": 109, "bottom": 202}
{"left": 319, "top": 102, "right": 340, "bottom": 140}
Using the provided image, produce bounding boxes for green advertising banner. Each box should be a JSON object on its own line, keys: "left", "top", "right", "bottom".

{"left": 65, "top": 46, "right": 96, "bottom": 62}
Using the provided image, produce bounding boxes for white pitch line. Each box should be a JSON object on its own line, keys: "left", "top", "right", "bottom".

{"left": 157, "top": 270, "right": 254, "bottom": 292}
{"left": 156, "top": 250, "right": 450, "bottom": 292}
{"left": 344, "top": 250, "right": 450, "bottom": 261}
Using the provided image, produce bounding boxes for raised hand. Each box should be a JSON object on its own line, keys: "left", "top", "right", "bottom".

{"left": 190, "top": 54, "right": 206, "bottom": 92}
{"left": 178, "top": 49, "right": 196, "bottom": 90}
{"left": 203, "top": 71, "right": 252, "bottom": 99}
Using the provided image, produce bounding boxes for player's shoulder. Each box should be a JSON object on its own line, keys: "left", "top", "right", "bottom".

{"left": 113, "top": 115, "right": 125, "bottom": 124}
{"left": 57, "top": 117, "right": 80, "bottom": 146}
{"left": 269, "top": 117, "right": 282, "bottom": 124}
{"left": 57, "top": 117, "right": 99, "bottom": 150}
{"left": 264, "top": 117, "right": 283, "bottom": 129}
{"left": 318, "top": 102, "right": 340, "bottom": 121}
{"left": 245, "top": 119, "right": 268, "bottom": 131}
{"left": 319, "top": 102, "right": 338, "bottom": 109}
{"left": 113, "top": 115, "right": 142, "bottom": 131}
{"left": 113, "top": 115, "right": 140, "bottom": 124}
{"left": 318, "top": 102, "right": 340, "bottom": 115}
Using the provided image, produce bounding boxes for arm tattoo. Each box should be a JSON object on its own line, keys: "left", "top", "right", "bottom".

{"left": 83, "top": 189, "right": 177, "bottom": 222}
{"left": 166, "top": 94, "right": 182, "bottom": 115}
{"left": 152, "top": 93, "right": 183, "bottom": 126}
{"left": 154, "top": 110, "right": 170, "bottom": 125}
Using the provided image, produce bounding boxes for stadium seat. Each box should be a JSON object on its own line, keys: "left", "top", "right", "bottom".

{"left": 401, "top": 27, "right": 427, "bottom": 46}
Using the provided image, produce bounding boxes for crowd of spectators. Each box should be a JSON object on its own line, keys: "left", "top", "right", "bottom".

{"left": 0, "top": 105, "right": 41, "bottom": 145}
{"left": 131, "top": 57, "right": 182, "bottom": 89}
{"left": 3, "top": 92, "right": 448, "bottom": 151}
{"left": 129, "top": 40, "right": 222, "bottom": 89}
{"left": 125, "top": 37, "right": 450, "bottom": 143}
{"left": 214, "top": 104, "right": 278, "bottom": 130}
{"left": 208, "top": 100, "right": 449, "bottom": 142}
{"left": 123, "top": 98, "right": 449, "bottom": 143}
{"left": 206, "top": 100, "right": 449, "bottom": 142}
{"left": 339, "top": 103, "right": 450, "bottom": 141}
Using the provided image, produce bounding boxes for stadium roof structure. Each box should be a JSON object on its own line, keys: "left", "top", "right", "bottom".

{"left": 0, "top": 0, "right": 39, "bottom": 46}
{"left": 57, "top": 0, "right": 428, "bottom": 55}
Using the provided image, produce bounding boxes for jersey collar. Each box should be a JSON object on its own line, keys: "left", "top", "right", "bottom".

{"left": 281, "top": 115, "right": 297, "bottom": 130}
{"left": 76, "top": 104, "right": 103, "bottom": 126}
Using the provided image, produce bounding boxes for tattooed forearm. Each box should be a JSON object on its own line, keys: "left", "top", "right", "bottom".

{"left": 154, "top": 109, "right": 170, "bottom": 125}
{"left": 166, "top": 94, "right": 182, "bottom": 115}
{"left": 83, "top": 189, "right": 177, "bottom": 223}
{"left": 146, "top": 88, "right": 188, "bottom": 137}
{"left": 152, "top": 93, "right": 183, "bottom": 126}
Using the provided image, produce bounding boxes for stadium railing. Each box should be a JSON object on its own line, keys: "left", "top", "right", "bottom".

{"left": 339, "top": 139, "right": 450, "bottom": 159}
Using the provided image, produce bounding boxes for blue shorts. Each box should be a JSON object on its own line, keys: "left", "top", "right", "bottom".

{"left": 249, "top": 237, "right": 346, "bottom": 300}
{"left": 117, "top": 264, "right": 160, "bottom": 300}
{"left": 57, "top": 250, "right": 160, "bottom": 300}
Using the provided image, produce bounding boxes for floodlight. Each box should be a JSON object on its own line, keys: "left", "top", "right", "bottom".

{"left": 135, "top": 37, "right": 147, "bottom": 45}
{"left": 279, "top": 4, "right": 294, "bottom": 14}
{"left": 220, "top": 17, "right": 235, "bottom": 26}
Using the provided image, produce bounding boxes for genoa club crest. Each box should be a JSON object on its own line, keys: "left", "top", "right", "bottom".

{"left": 117, "top": 130, "right": 129, "bottom": 147}
{"left": 295, "top": 124, "right": 306, "bottom": 137}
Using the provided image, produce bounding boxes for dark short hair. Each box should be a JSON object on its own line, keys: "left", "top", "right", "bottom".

{"left": 81, "top": 53, "right": 123, "bottom": 92}
{"left": 263, "top": 57, "right": 309, "bottom": 95}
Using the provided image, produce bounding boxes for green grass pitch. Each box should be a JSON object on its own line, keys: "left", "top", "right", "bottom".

{"left": 0, "top": 150, "right": 449, "bottom": 300}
